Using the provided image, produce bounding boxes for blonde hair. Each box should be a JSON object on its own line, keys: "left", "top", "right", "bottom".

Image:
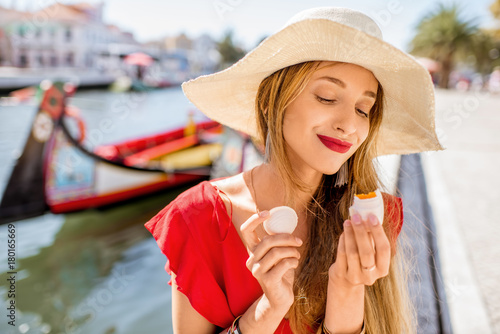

{"left": 255, "top": 61, "right": 416, "bottom": 333}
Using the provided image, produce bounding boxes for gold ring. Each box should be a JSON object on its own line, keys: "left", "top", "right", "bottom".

{"left": 362, "top": 264, "right": 376, "bottom": 271}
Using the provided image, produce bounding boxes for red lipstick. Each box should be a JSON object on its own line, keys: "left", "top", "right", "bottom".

{"left": 317, "top": 135, "right": 352, "bottom": 153}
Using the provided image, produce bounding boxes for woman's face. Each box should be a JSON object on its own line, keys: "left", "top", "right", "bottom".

{"left": 282, "top": 62, "right": 379, "bottom": 176}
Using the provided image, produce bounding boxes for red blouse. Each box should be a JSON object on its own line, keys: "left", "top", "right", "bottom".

{"left": 145, "top": 180, "right": 403, "bottom": 333}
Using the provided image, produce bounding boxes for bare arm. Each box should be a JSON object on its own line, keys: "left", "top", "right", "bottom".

{"left": 324, "top": 281, "right": 365, "bottom": 334}
{"left": 171, "top": 272, "right": 217, "bottom": 334}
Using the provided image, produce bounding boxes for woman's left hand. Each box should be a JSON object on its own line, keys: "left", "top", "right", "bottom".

{"left": 328, "top": 213, "right": 391, "bottom": 288}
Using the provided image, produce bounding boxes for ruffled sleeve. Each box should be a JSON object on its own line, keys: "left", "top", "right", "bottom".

{"left": 144, "top": 182, "right": 237, "bottom": 327}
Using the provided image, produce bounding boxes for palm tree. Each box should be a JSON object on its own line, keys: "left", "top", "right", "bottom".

{"left": 458, "top": 1, "right": 500, "bottom": 77}
{"left": 471, "top": 30, "right": 500, "bottom": 76}
{"left": 217, "top": 30, "right": 245, "bottom": 70}
{"left": 410, "top": 3, "right": 478, "bottom": 88}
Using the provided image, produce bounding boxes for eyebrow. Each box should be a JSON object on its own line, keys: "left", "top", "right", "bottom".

{"left": 318, "top": 76, "right": 377, "bottom": 99}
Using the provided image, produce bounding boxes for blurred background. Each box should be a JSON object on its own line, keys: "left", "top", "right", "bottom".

{"left": 0, "top": 0, "right": 499, "bottom": 333}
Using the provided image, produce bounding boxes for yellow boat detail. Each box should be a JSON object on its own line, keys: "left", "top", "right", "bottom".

{"left": 159, "top": 143, "right": 223, "bottom": 170}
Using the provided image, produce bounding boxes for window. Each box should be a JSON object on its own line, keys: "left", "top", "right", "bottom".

{"left": 66, "top": 53, "right": 74, "bottom": 66}
{"left": 37, "top": 55, "right": 44, "bottom": 67}
{"left": 51, "top": 55, "right": 58, "bottom": 67}
{"left": 85, "top": 54, "right": 93, "bottom": 67}
{"left": 65, "top": 28, "right": 72, "bottom": 42}
{"left": 19, "top": 54, "right": 28, "bottom": 67}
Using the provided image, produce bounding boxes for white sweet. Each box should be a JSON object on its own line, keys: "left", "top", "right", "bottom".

{"left": 349, "top": 189, "right": 384, "bottom": 225}
{"left": 263, "top": 206, "right": 298, "bottom": 235}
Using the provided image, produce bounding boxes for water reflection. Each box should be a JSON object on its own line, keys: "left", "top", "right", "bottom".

{"left": 0, "top": 186, "right": 189, "bottom": 334}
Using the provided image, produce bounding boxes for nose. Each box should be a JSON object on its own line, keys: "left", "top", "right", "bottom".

{"left": 333, "top": 104, "right": 358, "bottom": 135}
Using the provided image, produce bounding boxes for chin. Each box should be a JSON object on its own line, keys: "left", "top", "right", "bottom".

{"left": 312, "top": 162, "right": 344, "bottom": 176}
{"left": 321, "top": 168, "right": 342, "bottom": 176}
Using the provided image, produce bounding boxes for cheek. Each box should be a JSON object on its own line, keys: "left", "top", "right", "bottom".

{"left": 357, "top": 122, "right": 371, "bottom": 144}
{"left": 283, "top": 102, "right": 312, "bottom": 134}
{"left": 284, "top": 98, "right": 325, "bottom": 130}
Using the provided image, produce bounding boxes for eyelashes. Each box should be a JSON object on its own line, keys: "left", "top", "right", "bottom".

{"left": 316, "top": 96, "right": 336, "bottom": 104}
{"left": 315, "top": 95, "right": 369, "bottom": 118}
{"left": 356, "top": 108, "right": 369, "bottom": 118}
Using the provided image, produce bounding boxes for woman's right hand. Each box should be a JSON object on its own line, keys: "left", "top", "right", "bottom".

{"left": 240, "top": 210, "right": 303, "bottom": 311}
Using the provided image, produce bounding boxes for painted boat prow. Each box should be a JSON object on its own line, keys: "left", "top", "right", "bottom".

{"left": 0, "top": 82, "right": 67, "bottom": 223}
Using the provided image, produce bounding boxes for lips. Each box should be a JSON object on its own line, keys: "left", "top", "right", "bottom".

{"left": 317, "top": 134, "right": 353, "bottom": 153}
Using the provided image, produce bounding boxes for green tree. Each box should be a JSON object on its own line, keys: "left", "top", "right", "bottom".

{"left": 466, "top": 0, "right": 500, "bottom": 77}
{"left": 470, "top": 30, "right": 500, "bottom": 75}
{"left": 217, "top": 30, "right": 246, "bottom": 70}
{"left": 410, "top": 3, "right": 478, "bottom": 88}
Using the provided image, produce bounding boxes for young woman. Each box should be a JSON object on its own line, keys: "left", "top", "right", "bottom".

{"left": 145, "top": 7, "right": 442, "bottom": 334}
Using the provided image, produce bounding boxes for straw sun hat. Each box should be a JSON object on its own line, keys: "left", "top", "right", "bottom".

{"left": 182, "top": 7, "right": 443, "bottom": 156}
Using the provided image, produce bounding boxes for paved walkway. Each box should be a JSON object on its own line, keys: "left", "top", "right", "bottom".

{"left": 420, "top": 88, "right": 500, "bottom": 333}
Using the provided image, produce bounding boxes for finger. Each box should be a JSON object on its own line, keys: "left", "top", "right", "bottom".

{"left": 240, "top": 211, "right": 271, "bottom": 252}
{"left": 334, "top": 233, "right": 347, "bottom": 273}
{"left": 350, "top": 214, "right": 376, "bottom": 269}
{"left": 367, "top": 214, "right": 391, "bottom": 274}
{"left": 343, "top": 220, "right": 361, "bottom": 276}
{"left": 249, "top": 246, "right": 301, "bottom": 277}
{"left": 251, "top": 234, "right": 302, "bottom": 263}
{"left": 265, "top": 257, "right": 299, "bottom": 282}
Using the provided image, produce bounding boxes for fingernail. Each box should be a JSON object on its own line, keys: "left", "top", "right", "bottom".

{"left": 369, "top": 214, "right": 379, "bottom": 226}
{"left": 344, "top": 220, "right": 352, "bottom": 227}
{"left": 259, "top": 210, "right": 269, "bottom": 218}
{"left": 295, "top": 237, "right": 303, "bottom": 245}
{"left": 352, "top": 214, "right": 362, "bottom": 225}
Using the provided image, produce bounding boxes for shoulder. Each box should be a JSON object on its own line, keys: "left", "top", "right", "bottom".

{"left": 210, "top": 173, "right": 246, "bottom": 198}
{"left": 381, "top": 192, "right": 403, "bottom": 213}
{"left": 145, "top": 181, "right": 218, "bottom": 240}
{"left": 381, "top": 192, "right": 404, "bottom": 243}
{"left": 172, "top": 181, "right": 220, "bottom": 221}
{"left": 145, "top": 179, "right": 237, "bottom": 248}
{"left": 209, "top": 172, "right": 248, "bottom": 215}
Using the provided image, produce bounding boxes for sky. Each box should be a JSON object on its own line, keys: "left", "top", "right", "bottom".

{"left": 2, "top": 0, "right": 499, "bottom": 52}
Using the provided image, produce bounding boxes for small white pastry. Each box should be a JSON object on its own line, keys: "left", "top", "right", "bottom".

{"left": 263, "top": 206, "right": 298, "bottom": 235}
{"left": 349, "top": 189, "right": 384, "bottom": 225}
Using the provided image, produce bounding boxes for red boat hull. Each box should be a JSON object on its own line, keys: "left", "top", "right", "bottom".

{"left": 0, "top": 82, "right": 222, "bottom": 223}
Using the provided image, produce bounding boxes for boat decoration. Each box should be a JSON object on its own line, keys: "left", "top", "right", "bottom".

{"left": 0, "top": 81, "right": 224, "bottom": 223}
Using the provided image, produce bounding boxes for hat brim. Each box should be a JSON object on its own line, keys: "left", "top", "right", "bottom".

{"left": 182, "top": 19, "right": 444, "bottom": 156}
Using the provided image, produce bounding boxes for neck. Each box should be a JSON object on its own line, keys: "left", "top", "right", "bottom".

{"left": 252, "top": 163, "right": 322, "bottom": 213}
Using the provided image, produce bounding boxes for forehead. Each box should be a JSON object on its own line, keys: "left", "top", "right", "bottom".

{"left": 310, "top": 62, "right": 379, "bottom": 91}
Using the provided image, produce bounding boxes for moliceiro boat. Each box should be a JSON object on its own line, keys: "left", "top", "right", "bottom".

{"left": 0, "top": 82, "right": 227, "bottom": 224}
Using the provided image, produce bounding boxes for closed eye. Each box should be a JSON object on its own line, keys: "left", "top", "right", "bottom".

{"left": 317, "top": 95, "right": 370, "bottom": 118}
{"left": 316, "top": 96, "right": 336, "bottom": 104}
{"left": 356, "top": 108, "right": 369, "bottom": 118}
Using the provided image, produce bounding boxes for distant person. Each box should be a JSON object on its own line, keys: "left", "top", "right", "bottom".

{"left": 183, "top": 110, "right": 197, "bottom": 137}
{"left": 145, "top": 7, "right": 442, "bottom": 334}
{"left": 136, "top": 65, "right": 146, "bottom": 81}
{"left": 488, "top": 67, "right": 500, "bottom": 94}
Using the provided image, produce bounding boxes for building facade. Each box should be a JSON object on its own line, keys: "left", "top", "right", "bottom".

{"left": 0, "top": 2, "right": 138, "bottom": 71}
